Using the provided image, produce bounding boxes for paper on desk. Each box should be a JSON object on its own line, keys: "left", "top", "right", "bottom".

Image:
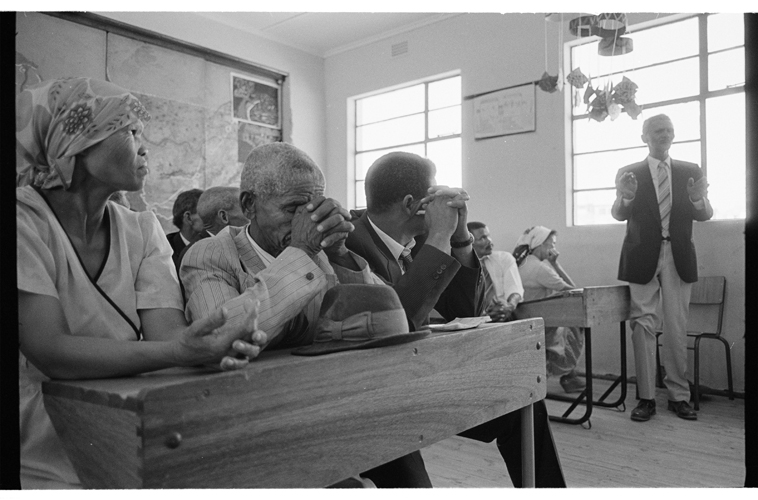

{"left": 428, "top": 316, "right": 492, "bottom": 331}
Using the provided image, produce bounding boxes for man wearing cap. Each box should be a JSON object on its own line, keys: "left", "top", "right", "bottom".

{"left": 612, "top": 114, "right": 713, "bottom": 422}
{"left": 513, "top": 226, "right": 585, "bottom": 394}
{"left": 182, "top": 142, "right": 381, "bottom": 353}
{"left": 467, "top": 221, "right": 523, "bottom": 322}
{"left": 345, "top": 152, "right": 566, "bottom": 488}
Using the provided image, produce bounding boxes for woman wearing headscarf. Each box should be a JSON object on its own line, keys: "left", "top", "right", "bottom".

{"left": 16, "top": 78, "right": 266, "bottom": 489}
{"left": 513, "top": 226, "right": 585, "bottom": 394}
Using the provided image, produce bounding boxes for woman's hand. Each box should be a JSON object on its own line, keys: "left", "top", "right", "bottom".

{"left": 175, "top": 297, "right": 267, "bottom": 370}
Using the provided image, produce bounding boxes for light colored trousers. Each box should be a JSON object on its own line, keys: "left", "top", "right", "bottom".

{"left": 629, "top": 241, "right": 692, "bottom": 402}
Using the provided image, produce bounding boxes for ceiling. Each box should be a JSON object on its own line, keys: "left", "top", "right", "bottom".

{"left": 190, "top": 12, "right": 459, "bottom": 58}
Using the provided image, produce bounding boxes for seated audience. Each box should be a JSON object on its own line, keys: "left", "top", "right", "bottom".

{"left": 167, "top": 188, "right": 204, "bottom": 274}
{"left": 345, "top": 152, "right": 566, "bottom": 488}
{"left": 16, "top": 77, "right": 265, "bottom": 489}
{"left": 514, "top": 226, "right": 585, "bottom": 393}
{"left": 181, "top": 142, "right": 382, "bottom": 351}
{"left": 468, "top": 221, "right": 523, "bottom": 322}
{"left": 176, "top": 186, "right": 249, "bottom": 302}
{"left": 195, "top": 186, "right": 249, "bottom": 238}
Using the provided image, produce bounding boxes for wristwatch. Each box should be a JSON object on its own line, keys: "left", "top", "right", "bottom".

{"left": 450, "top": 232, "right": 474, "bottom": 248}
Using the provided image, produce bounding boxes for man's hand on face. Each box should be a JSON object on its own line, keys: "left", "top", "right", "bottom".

{"left": 302, "top": 196, "right": 355, "bottom": 257}
{"left": 427, "top": 186, "right": 470, "bottom": 241}
{"left": 423, "top": 189, "right": 459, "bottom": 243}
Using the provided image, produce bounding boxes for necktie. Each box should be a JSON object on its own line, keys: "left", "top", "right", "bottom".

{"left": 658, "top": 162, "right": 671, "bottom": 236}
{"left": 399, "top": 250, "right": 413, "bottom": 274}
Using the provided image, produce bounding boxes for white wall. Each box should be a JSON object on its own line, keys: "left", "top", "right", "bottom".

{"left": 97, "top": 12, "right": 327, "bottom": 169}
{"left": 324, "top": 13, "right": 745, "bottom": 392}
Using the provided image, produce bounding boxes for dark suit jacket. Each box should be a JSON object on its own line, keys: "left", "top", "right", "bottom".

{"left": 345, "top": 210, "right": 484, "bottom": 331}
{"left": 611, "top": 159, "right": 713, "bottom": 284}
{"left": 166, "top": 231, "right": 187, "bottom": 275}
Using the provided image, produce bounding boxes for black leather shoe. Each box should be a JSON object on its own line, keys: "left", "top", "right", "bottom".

{"left": 668, "top": 400, "right": 697, "bottom": 420}
{"left": 631, "top": 399, "right": 656, "bottom": 422}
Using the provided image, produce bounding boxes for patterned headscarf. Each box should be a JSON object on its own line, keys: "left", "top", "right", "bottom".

{"left": 513, "top": 226, "right": 554, "bottom": 266}
{"left": 16, "top": 77, "right": 150, "bottom": 189}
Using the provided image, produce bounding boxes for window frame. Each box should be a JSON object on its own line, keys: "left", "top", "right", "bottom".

{"left": 347, "top": 70, "right": 462, "bottom": 210}
{"left": 564, "top": 13, "right": 745, "bottom": 226}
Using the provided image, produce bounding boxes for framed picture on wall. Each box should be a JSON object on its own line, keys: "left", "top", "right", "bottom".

{"left": 472, "top": 83, "right": 536, "bottom": 139}
{"left": 231, "top": 73, "right": 281, "bottom": 129}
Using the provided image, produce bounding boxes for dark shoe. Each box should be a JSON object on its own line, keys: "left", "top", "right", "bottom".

{"left": 559, "top": 373, "right": 586, "bottom": 394}
{"left": 631, "top": 399, "right": 656, "bottom": 422}
{"left": 668, "top": 400, "right": 697, "bottom": 420}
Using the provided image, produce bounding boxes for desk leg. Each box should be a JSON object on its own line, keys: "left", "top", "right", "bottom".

{"left": 594, "top": 321, "right": 628, "bottom": 409}
{"left": 520, "top": 403, "right": 535, "bottom": 488}
{"left": 548, "top": 327, "right": 594, "bottom": 426}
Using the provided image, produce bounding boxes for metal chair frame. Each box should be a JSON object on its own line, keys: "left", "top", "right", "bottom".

{"left": 655, "top": 276, "right": 734, "bottom": 410}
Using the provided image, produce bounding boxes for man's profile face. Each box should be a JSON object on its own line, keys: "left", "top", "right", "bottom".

{"left": 250, "top": 179, "right": 324, "bottom": 257}
{"left": 472, "top": 227, "right": 493, "bottom": 258}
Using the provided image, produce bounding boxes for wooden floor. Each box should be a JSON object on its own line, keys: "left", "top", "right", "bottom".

{"left": 423, "top": 377, "right": 745, "bottom": 488}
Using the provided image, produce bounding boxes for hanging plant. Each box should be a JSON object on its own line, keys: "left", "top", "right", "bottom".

{"left": 584, "top": 76, "right": 641, "bottom": 122}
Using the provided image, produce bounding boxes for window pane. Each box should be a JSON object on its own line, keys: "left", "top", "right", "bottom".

{"left": 428, "top": 105, "right": 461, "bottom": 139}
{"left": 355, "top": 180, "right": 366, "bottom": 209}
{"left": 575, "top": 147, "right": 649, "bottom": 190}
{"left": 706, "top": 93, "right": 746, "bottom": 219}
{"left": 356, "top": 113, "right": 425, "bottom": 151}
{"left": 708, "top": 13, "right": 744, "bottom": 52}
{"left": 570, "top": 17, "right": 698, "bottom": 75}
{"left": 574, "top": 189, "right": 620, "bottom": 226}
{"left": 709, "top": 48, "right": 745, "bottom": 91}
{"left": 355, "top": 143, "right": 426, "bottom": 180}
{"left": 427, "top": 138, "right": 462, "bottom": 188}
{"left": 429, "top": 76, "right": 461, "bottom": 110}
{"left": 627, "top": 57, "right": 700, "bottom": 105}
{"left": 356, "top": 84, "right": 424, "bottom": 126}
{"left": 669, "top": 141, "right": 701, "bottom": 167}
{"left": 574, "top": 112, "right": 647, "bottom": 154}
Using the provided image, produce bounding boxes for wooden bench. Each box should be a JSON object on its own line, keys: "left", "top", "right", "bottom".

{"left": 42, "top": 319, "right": 546, "bottom": 488}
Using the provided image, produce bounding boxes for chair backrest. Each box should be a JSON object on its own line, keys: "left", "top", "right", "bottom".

{"left": 686, "top": 276, "right": 726, "bottom": 336}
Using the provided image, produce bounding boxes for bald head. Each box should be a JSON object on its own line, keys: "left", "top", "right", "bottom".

{"left": 196, "top": 186, "right": 248, "bottom": 234}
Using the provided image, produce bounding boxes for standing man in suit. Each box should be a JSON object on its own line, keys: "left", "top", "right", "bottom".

{"left": 346, "top": 152, "right": 565, "bottom": 488}
{"left": 167, "top": 188, "right": 205, "bottom": 274}
{"left": 612, "top": 114, "right": 713, "bottom": 422}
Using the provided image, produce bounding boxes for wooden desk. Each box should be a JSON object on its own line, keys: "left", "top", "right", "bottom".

{"left": 514, "top": 285, "right": 631, "bottom": 427}
{"left": 43, "top": 319, "right": 546, "bottom": 489}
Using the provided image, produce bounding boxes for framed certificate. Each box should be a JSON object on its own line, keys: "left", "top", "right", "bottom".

{"left": 472, "top": 83, "right": 536, "bottom": 139}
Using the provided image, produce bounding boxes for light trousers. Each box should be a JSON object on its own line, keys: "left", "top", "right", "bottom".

{"left": 629, "top": 241, "right": 692, "bottom": 402}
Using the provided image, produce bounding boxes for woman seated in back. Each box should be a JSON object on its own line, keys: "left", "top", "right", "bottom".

{"left": 513, "top": 226, "right": 585, "bottom": 394}
{"left": 16, "top": 77, "right": 266, "bottom": 489}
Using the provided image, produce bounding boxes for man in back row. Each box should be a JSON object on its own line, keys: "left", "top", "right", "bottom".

{"left": 467, "top": 221, "right": 523, "bottom": 322}
{"left": 346, "top": 152, "right": 566, "bottom": 488}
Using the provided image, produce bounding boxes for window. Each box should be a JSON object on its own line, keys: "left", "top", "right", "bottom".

{"left": 568, "top": 14, "right": 745, "bottom": 225}
{"left": 352, "top": 74, "right": 462, "bottom": 209}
